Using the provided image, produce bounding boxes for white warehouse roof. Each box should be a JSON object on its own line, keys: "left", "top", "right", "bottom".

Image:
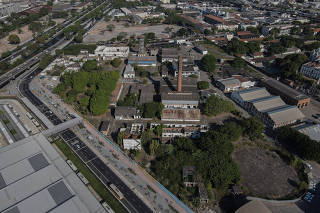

{"left": 0, "top": 134, "right": 106, "bottom": 213}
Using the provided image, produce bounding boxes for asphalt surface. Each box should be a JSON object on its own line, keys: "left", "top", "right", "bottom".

{"left": 16, "top": 13, "right": 153, "bottom": 213}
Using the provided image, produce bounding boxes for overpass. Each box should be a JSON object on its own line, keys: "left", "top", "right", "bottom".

{"left": 42, "top": 117, "right": 82, "bottom": 137}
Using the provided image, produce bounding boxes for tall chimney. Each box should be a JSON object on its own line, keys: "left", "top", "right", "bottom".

{"left": 177, "top": 56, "right": 182, "bottom": 92}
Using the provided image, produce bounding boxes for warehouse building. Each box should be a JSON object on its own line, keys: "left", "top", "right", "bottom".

{"left": 0, "top": 134, "right": 105, "bottom": 213}
{"left": 128, "top": 56, "right": 157, "bottom": 66}
{"left": 260, "top": 78, "right": 310, "bottom": 108}
{"left": 216, "top": 78, "right": 241, "bottom": 92}
{"left": 231, "top": 87, "right": 271, "bottom": 107}
{"left": 94, "top": 46, "right": 129, "bottom": 60}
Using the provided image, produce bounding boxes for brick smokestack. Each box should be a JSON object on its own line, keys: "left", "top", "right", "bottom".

{"left": 177, "top": 56, "right": 182, "bottom": 92}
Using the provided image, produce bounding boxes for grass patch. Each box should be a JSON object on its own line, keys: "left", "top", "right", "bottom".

{"left": 3, "top": 119, "right": 9, "bottom": 124}
{"left": 147, "top": 185, "right": 156, "bottom": 193}
{"left": 54, "top": 139, "right": 127, "bottom": 213}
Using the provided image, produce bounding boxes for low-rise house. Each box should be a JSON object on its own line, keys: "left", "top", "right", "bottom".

{"left": 281, "top": 47, "right": 301, "bottom": 55}
{"left": 94, "top": 46, "right": 129, "bottom": 60}
{"left": 123, "top": 64, "right": 135, "bottom": 79}
{"left": 128, "top": 56, "right": 157, "bottom": 66}
{"left": 114, "top": 106, "right": 141, "bottom": 120}
{"left": 198, "top": 183, "right": 209, "bottom": 203}
{"left": 123, "top": 135, "right": 141, "bottom": 150}
{"left": 216, "top": 78, "right": 241, "bottom": 92}
{"left": 172, "top": 60, "right": 200, "bottom": 77}
{"left": 300, "top": 61, "right": 320, "bottom": 81}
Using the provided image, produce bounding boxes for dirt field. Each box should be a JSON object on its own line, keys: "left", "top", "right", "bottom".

{"left": 233, "top": 146, "right": 300, "bottom": 199}
{"left": 0, "top": 18, "right": 65, "bottom": 55}
{"left": 83, "top": 20, "right": 181, "bottom": 43}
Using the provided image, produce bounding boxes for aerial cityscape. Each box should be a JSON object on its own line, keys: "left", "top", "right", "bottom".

{"left": 0, "top": 0, "right": 320, "bottom": 212}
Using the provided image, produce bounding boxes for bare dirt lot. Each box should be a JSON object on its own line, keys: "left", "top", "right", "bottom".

{"left": 0, "top": 18, "right": 65, "bottom": 55}
{"left": 233, "top": 146, "right": 300, "bottom": 199}
{"left": 83, "top": 20, "right": 181, "bottom": 43}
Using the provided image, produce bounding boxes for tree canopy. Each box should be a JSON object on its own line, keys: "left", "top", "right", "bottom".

{"left": 197, "top": 81, "right": 209, "bottom": 90}
{"left": 202, "top": 95, "right": 235, "bottom": 116}
{"left": 201, "top": 54, "right": 216, "bottom": 74}
{"left": 8, "top": 34, "right": 20, "bottom": 44}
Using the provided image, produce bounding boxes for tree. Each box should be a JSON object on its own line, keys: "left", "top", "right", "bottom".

{"left": 197, "top": 81, "right": 209, "bottom": 90}
{"left": 231, "top": 58, "right": 247, "bottom": 69}
{"left": 149, "top": 140, "right": 160, "bottom": 156}
{"left": 75, "top": 33, "right": 83, "bottom": 43}
{"left": 154, "top": 125, "right": 164, "bottom": 136}
{"left": 83, "top": 60, "right": 98, "bottom": 71}
{"left": 8, "top": 34, "right": 20, "bottom": 44}
{"left": 241, "top": 117, "right": 264, "bottom": 140}
{"left": 201, "top": 54, "right": 216, "bottom": 74}
{"left": 39, "top": 54, "right": 54, "bottom": 70}
{"left": 111, "top": 58, "right": 122, "bottom": 68}
{"left": 117, "top": 131, "right": 125, "bottom": 145}
{"left": 202, "top": 95, "right": 235, "bottom": 116}
{"left": 143, "top": 102, "right": 163, "bottom": 118}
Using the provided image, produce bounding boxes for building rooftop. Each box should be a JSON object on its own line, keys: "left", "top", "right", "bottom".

{"left": 161, "top": 109, "right": 201, "bottom": 122}
{"left": 249, "top": 96, "right": 286, "bottom": 112}
{"left": 128, "top": 55, "right": 157, "bottom": 62}
{"left": 139, "top": 85, "right": 154, "bottom": 104}
{"left": 162, "top": 92, "right": 199, "bottom": 103}
{"left": 114, "top": 106, "right": 138, "bottom": 116}
{"left": 123, "top": 64, "right": 135, "bottom": 75}
{"left": 0, "top": 134, "right": 105, "bottom": 213}
{"left": 217, "top": 78, "right": 241, "bottom": 87}
{"left": 265, "top": 105, "right": 305, "bottom": 125}
{"left": 262, "top": 78, "right": 309, "bottom": 101}
{"left": 237, "top": 87, "right": 271, "bottom": 102}
{"left": 296, "top": 124, "right": 320, "bottom": 142}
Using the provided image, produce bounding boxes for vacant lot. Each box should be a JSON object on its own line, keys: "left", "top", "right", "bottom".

{"left": 84, "top": 20, "right": 181, "bottom": 43}
{"left": 0, "top": 18, "right": 64, "bottom": 55}
{"left": 233, "top": 146, "right": 300, "bottom": 199}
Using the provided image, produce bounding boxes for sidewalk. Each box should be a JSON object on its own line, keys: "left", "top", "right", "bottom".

{"left": 32, "top": 77, "right": 192, "bottom": 213}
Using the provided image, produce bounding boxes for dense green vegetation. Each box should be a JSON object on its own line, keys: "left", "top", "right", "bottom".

{"left": 118, "top": 94, "right": 138, "bottom": 106}
{"left": 63, "top": 44, "right": 97, "bottom": 55}
{"left": 142, "top": 102, "right": 163, "bottom": 118}
{"left": 151, "top": 123, "right": 242, "bottom": 205}
{"left": 0, "top": 6, "right": 49, "bottom": 39}
{"left": 226, "top": 38, "right": 260, "bottom": 55}
{"left": 202, "top": 95, "right": 235, "bottom": 116}
{"left": 241, "top": 117, "right": 264, "bottom": 140}
{"left": 39, "top": 54, "right": 54, "bottom": 70}
{"left": 275, "top": 54, "right": 309, "bottom": 81}
{"left": 197, "top": 81, "right": 209, "bottom": 90}
{"left": 8, "top": 34, "right": 20, "bottom": 44}
{"left": 231, "top": 57, "right": 247, "bottom": 69}
{"left": 111, "top": 58, "right": 122, "bottom": 68}
{"left": 54, "top": 139, "right": 127, "bottom": 213}
{"left": 278, "top": 126, "right": 320, "bottom": 162}
{"left": 201, "top": 54, "right": 216, "bottom": 74}
{"left": 54, "top": 67, "right": 119, "bottom": 115}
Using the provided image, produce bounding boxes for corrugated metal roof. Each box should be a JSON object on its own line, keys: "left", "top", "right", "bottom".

{"left": 237, "top": 87, "right": 271, "bottom": 102}
{"left": 250, "top": 96, "right": 286, "bottom": 112}
{"left": 266, "top": 105, "right": 305, "bottom": 124}
{"left": 296, "top": 124, "right": 320, "bottom": 142}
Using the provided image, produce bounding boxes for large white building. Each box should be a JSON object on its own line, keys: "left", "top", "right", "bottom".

{"left": 0, "top": 134, "right": 106, "bottom": 213}
{"left": 94, "top": 46, "right": 129, "bottom": 60}
{"left": 123, "top": 64, "right": 135, "bottom": 79}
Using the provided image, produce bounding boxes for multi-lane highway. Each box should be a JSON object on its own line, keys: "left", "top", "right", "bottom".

{"left": 18, "top": 63, "right": 152, "bottom": 213}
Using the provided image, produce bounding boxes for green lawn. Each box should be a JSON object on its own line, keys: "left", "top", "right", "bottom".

{"left": 54, "top": 140, "right": 128, "bottom": 213}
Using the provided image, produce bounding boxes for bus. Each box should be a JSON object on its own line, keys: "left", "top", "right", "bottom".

{"left": 109, "top": 184, "right": 124, "bottom": 200}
